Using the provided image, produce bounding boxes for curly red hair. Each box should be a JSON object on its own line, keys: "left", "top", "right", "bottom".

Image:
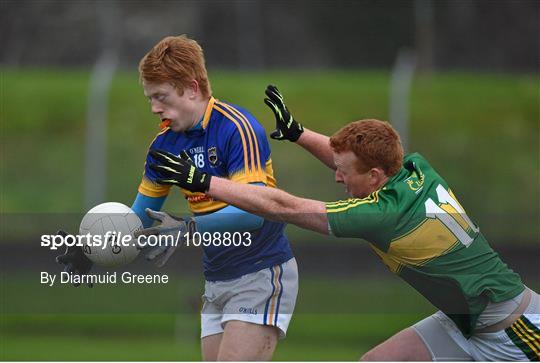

{"left": 330, "top": 119, "right": 404, "bottom": 176}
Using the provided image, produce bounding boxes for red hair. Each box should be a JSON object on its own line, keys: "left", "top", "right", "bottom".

{"left": 330, "top": 119, "right": 403, "bottom": 176}
{"left": 139, "top": 35, "right": 211, "bottom": 97}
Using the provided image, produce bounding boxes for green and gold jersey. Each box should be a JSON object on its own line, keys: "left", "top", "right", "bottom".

{"left": 326, "top": 153, "right": 524, "bottom": 336}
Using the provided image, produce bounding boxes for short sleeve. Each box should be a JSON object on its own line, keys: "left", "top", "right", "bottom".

{"left": 137, "top": 129, "right": 172, "bottom": 198}
{"left": 326, "top": 192, "right": 395, "bottom": 250}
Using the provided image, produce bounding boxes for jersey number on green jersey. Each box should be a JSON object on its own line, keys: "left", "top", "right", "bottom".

{"left": 425, "top": 184, "right": 479, "bottom": 247}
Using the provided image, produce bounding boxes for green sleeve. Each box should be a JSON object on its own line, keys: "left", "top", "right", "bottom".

{"left": 326, "top": 191, "right": 396, "bottom": 250}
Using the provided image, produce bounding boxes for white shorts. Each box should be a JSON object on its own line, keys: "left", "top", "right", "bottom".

{"left": 414, "top": 289, "right": 540, "bottom": 361}
{"left": 200, "top": 257, "right": 298, "bottom": 339}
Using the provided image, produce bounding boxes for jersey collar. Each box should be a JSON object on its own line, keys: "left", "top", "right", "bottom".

{"left": 184, "top": 97, "right": 215, "bottom": 137}
{"left": 201, "top": 96, "right": 215, "bottom": 129}
{"left": 382, "top": 163, "right": 409, "bottom": 190}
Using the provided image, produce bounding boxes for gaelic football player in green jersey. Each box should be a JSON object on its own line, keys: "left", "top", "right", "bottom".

{"left": 141, "top": 85, "right": 540, "bottom": 361}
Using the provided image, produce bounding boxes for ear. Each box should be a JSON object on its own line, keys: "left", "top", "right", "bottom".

{"left": 187, "top": 80, "right": 200, "bottom": 99}
{"left": 369, "top": 167, "right": 387, "bottom": 184}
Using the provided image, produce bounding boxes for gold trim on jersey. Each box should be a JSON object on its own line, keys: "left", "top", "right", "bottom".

{"left": 229, "top": 169, "right": 265, "bottom": 184}
{"left": 370, "top": 244, "right": 402, "bottom": 273}
{"left": 138, "top": 125, "right": 172, "bottom": 197}
{"left": 217, "top": 102, "right": 257, "bottom": 178}
{"left": 213, "top": 102, "right": 268, "bottom": 183}
{"left": 202, "top": 97, "right": 216, "bottom": 129}
{"left": 213, "top": 104, "right": 250, "bottom": 173}
{"left": 370, "top": 218, "right": 461, "bottom": 274}
{"left": 183, "top": 158, "right": 275, "bottom": 215}
{"left": 182, "top": 189, "right": 228, "bottom": 214}
{"left": 326, "top": 191, "right": 380, "bottom": 213}
{"left": 217, "top": 101, "right": 264, "bottom": 180}
{"left": 144, "top": 125, "right": 170, "bottom": 160}
{"left": 264, "top": 159, "right": 277, "bottom": 188}
{"left": 138, "top": 176, "right": 171, "bottom": 198}
{"left": 184, "top": 159, "right": 277, "bottom": 214}
{"left": 390, "top": 218, "right": 460, "bottom": 266}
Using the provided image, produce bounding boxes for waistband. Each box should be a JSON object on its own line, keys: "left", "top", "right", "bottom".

{"left": 475, "top": 288, "right": 533, "bottom": 334}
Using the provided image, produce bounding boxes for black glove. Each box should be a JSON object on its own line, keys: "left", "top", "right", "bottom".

{"left": 55, "top": 230, "right": 94, "bottom": 288}
{"left": 134, "top": 209, "right": 197, "bottom": 268}
{"left": 264, "top": 85, "right": 304, "bottom": 142}
{"left": 149, "top": 149, "right": 211, "bottom": 193}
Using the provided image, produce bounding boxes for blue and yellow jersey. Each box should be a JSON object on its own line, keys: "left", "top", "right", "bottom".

{"left": 326, "top": 153, "right": 524, "bottom": 336}
{"left": 138, "top": 97, "right": 293, "bottom": 281}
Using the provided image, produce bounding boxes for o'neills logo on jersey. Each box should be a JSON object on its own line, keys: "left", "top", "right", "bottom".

{"left": 187, "top": 194, "right": 213, "bottom": 203}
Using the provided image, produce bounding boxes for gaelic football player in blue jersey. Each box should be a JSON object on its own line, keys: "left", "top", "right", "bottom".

{"left": 57, "top": 36, "right": 298, "bottom": 361}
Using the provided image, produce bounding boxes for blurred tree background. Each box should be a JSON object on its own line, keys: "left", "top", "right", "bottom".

{"left": 1, "top": 0, "right": 538, "bottom": 71}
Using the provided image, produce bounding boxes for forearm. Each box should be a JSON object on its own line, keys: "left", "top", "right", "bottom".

{"left": 131, "top": 193, "right": 167, "bottom": 228}
{"left": 296, "top": 128, "right": 336, "bottom": 170}
{"left": 208, "top": 177, "right": 329, "bottom": 235}
{"left": 194, "top": 205, "right": 263, "bottom": 233}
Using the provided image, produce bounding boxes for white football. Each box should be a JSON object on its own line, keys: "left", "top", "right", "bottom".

{"left": 79, "top": 202, "right": 142, "bottom": 268}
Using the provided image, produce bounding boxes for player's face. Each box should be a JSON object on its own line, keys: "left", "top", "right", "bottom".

{"left": 142, "top": 82, "right": 199, "bottom": 132}
{"left": 333, "top": 151, "right": 383, "bottom": 198}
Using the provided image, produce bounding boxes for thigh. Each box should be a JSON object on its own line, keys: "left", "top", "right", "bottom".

{"left": 200, "top": 292, "right": 225, "bottom": 360}
{"left": 412, "top": 312, "right": 473, "bottom": 361}
{"left": 361, "top": 326, "right": 433, "bottom": 361}
{"left": 218, "top": 320, "right": 279, "bottom": 361}
{"left": 201, "top": 333, "right": 222, "bottom": 361}
{"left": 222, "top": 258, "right": 298, "bottom": 339}
{"left": 201, "top": 303, "right": 225, "bottom": 339}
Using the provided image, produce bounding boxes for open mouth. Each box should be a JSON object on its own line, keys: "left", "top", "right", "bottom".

{"left": 159, "top": 118, "right": 172, "bottom": 129}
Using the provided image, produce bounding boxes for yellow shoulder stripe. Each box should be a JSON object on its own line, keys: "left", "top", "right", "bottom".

{"left": 214, "top": 102, "right": 263, "bottom": 178}
{"left": 326, "top": 192, "right": 380, "bottom": 212}
{"left": 326, "top": 192, "right": 378, "bottom": 208}
{"left": 217, "top": 102, "right": 263, "bottom": 179}
{"left": 213, "top": 104, "right": 250, "bottom": 173}
{"left": 216, "top": 102, "right": 256, "bottom": 175}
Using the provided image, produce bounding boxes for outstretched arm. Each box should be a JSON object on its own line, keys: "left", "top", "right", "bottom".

{"left": 295, "top": 128, "right": 336, "bottom": 170}
{"left": 265, "top": 85, "right": 336, "bottom": 170}
{"left": 146, "top": 149, "right": 329, "bottom": 235}
{"left": 209, "top": 177, "right": 329, "bottom": 235}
